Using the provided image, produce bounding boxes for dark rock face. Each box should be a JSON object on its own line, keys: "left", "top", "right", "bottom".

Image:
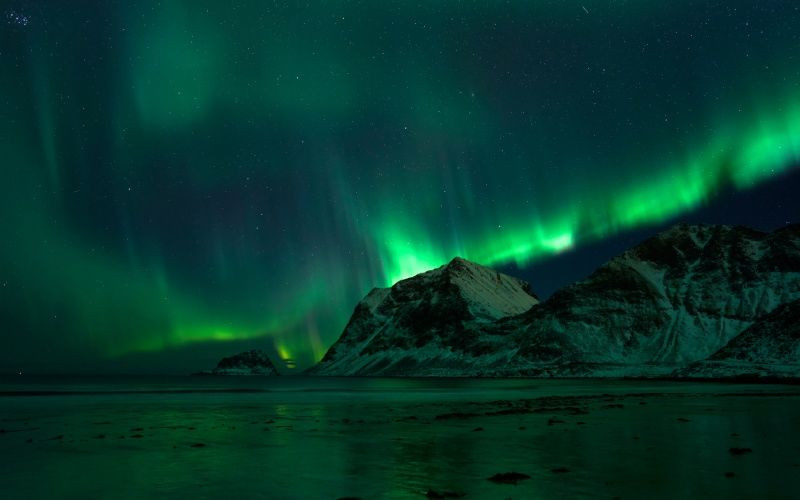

{"left": 710, "top": 298, "right": 800, "bottom": 363}
{"left": 679, "top": 298, "right": 800, "bottom": 378}
{"left": 309, "top": 257, "right": 539, "bottom": 376}
{"left": 487, "top": 472, "right": 531, "bottom": 484}
{"left": 196, "top": 349, "right": 280, "bottom": 376}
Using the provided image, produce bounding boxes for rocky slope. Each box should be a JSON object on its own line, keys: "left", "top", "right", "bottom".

{"left": 195, "top": 349, "right": 280, "bottom": 376}
{"left": 679, "top": 298, "right": 800, "bottom": 378}
{"left": 309, "top": 257, "right": 539, "bottom": 375}
{"left": 505, "top": 224, "right": 800, "bottom": 375}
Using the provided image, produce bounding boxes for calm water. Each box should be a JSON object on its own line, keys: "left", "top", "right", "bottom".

{"left": 1, "top": 376, "right": 799, "bottom": 499}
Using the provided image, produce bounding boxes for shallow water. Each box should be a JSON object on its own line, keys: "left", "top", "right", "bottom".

{"left": 1, "top": 376, "right": 799, "bottom": 499}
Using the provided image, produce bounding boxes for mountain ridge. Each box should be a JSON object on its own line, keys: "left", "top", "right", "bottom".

{"left": 311, "top": 223, "right": 800, "bottom": 378}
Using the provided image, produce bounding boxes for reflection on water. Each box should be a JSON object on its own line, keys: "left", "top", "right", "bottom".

{"left": 1, "top": 377, "right": 799, "bottom": 499}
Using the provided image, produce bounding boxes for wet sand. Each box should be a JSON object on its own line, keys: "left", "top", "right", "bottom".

{"left": 2, "top": 379, "right": 800, "bottom": 499}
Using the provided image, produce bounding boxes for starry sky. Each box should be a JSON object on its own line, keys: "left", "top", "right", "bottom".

{"left": 2, "top": 1, "right": 800, "bottom": 374}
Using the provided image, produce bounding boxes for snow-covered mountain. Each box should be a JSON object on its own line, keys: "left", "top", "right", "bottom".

{"left": 507, "top": 224, "right": 800, "bottom": 374}
{"left": 679, "top": 298, "right": 800, "bottom": 378}
{"left": 311, "top": 224, "right": 800, "bottom": 377}
{"left": 195, "top": 349, "right": 280, "bottom": 376}
{"left": 308, "top": 257, "right": 539, "bottom": 375}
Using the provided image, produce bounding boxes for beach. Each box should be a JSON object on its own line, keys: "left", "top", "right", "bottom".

{"left": 2, "top": 376, "right": 799, "bottom": 499}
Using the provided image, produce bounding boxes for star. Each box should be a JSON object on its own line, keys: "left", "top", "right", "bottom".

{"left": 6, "top": 10, "right": 30, "bottom": 26}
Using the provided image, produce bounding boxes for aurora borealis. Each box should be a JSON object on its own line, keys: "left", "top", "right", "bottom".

{"left": 2, "top": 1, "right": 800, "bottom": 373}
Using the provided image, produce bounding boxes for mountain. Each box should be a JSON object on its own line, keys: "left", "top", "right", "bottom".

{"left": 312, "top": 224, "right": 800, "bottom": 377}
{"left": 308, "top": 257, "right": 539, "bottom": 376}
{"left": 194, "top": 349, "right": 280, "bottom": 376}
{"left": 503, "top": 224, "right": 800, "bottom": 376}
{"left": 678, "top": 298, "right": 800, "bottom": 378}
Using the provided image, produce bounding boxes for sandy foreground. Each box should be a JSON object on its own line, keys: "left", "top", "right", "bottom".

{"left": 2, "top": 382, "right": 800, "bottom": 499}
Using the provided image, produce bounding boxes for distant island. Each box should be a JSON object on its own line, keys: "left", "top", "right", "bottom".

{"left": 194, "top": 349, "right": 280, "bottom": 376}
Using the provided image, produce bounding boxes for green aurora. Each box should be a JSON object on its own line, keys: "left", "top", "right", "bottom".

{"left": 1, "top": 1, "right": 799, "bottom": 372}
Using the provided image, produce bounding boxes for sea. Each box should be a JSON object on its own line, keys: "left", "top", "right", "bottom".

{"left": 1, "top": 375, "right": 799, "bottom": 499}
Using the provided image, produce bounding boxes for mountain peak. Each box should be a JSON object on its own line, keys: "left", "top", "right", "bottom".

{"left": 442, "top": 255, "right": 499, "bottom": 276}
{"left": 409, "top": 255, "right": 490, "bottom": 279}
{"left": 446, "top": 255, "right": 470, "bottom": 268}
{"left": 310, "top": 257, "right": 539, "bottom": 375}
{"left": 413, "top": 256, "right": 539, "bottom": 318}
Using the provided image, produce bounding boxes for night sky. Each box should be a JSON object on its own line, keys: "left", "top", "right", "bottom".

{"left": 2, "top": 1, "right": 799, "bottom": 374}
